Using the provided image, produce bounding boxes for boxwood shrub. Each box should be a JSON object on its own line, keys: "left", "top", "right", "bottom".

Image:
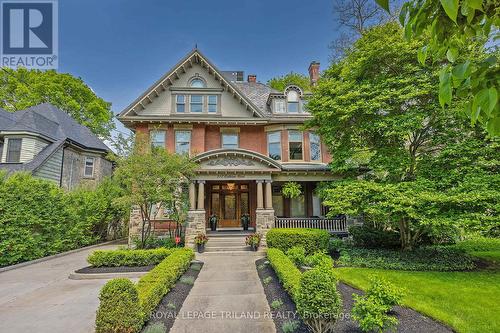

{"left": 88, "top": 248, "right": 175, "bottom": 267}
{"left": 267, "top": 228, "right": 330, "bottom": 255}
{"left": 349, "top": 225, "right": 400, "bottom": 249}
{"left": 95, "top": 278, "right": 143, "bottom": 333}
{"left": 267, "top": 248, "right": 302, "bottom": 300}
{"left": 137, "top": 248, "right": 194, "bottom": 317}
{"left": 338, "top": 246, "right": 475, "bottom": 271}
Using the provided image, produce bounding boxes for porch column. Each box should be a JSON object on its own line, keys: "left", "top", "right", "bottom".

{"left": 189, "top": 181, "right": 196, "bottom": 210}
{"left": 265, "top": 180, "right": 273, "bottom": 209}
{"left": 197, "top": 180, "right": 205, "bottom": 210}
{"left": 256, "top": 180, "right": 264, "bottom": 209}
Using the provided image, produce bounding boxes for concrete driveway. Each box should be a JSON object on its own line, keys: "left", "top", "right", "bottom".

{"left": 0, "top": 243, "right": 120, "bottom": 333}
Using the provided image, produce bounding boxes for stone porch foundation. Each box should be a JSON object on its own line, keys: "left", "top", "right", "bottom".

{"left": 255, "top": 209, "right": 274, "bottom": 249}
{"left": 185, "top": 210, "right": 206, "bottom": 249}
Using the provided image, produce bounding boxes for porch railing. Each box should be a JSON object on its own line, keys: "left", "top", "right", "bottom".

{"left": 274, "top": 216, "right": 348, "bottom": 234}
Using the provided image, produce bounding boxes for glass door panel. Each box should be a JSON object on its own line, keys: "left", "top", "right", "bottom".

{"left": 223, "top": 194, "right": 236, "bottom": 220}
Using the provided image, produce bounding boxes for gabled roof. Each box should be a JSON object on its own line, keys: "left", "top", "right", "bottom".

{"left": 118, "top": 48, "right": 268, "bottom": 119}
{"left": 0, "top": 103, "right": 110, "bottom": 152}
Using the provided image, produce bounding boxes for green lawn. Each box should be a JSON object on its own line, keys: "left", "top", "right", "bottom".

{"left": 334, "top": 267, "right": 500, "bottom": 333}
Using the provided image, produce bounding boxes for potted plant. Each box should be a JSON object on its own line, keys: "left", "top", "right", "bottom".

{"left": 281, "top": 181, "right": 302, "bottom": 199}
{"left": 209, "top": 213, "right": 218, "bottom": 231}
{"left": 245, "top": 233, "right": 261, "bottom": 251}
{"left": 240, "top": 213, "right": 250, "bottom": 231}
{"left": 194, "top": 233, "right": 208, "bottom": 253}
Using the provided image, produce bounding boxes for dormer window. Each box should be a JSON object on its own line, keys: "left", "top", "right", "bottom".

{"left": 6, "top": 138, "right": 21, "bottom": 163}
{"left": 190, "top": 78, "right": 206, "bottom": 88}
{"left": 287, "top": 90, "right": 299, "bottom": 113}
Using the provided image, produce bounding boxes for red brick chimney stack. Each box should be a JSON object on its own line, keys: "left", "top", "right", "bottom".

{"left": 247, "top": 74, "right": 257, "bottom": 83}
{"left": 308, "top": 61, "right": 320, "bottom": 86}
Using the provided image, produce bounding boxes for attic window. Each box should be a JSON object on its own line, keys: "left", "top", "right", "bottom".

{"left": 190, "top": 78, "right": 206, "bottom": 88}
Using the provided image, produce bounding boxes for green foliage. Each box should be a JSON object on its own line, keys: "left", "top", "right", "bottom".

{"left": 328, "top": 237, "right": 347, "bottom": 254}
{"left": 87, "top": 248, "right": 174, "bottom": 267}
{"left": 95, "top": 278, "right": 143, "bottom": 333}
{"left": 281, "top": 320, "right": 300, "bottom": 333}
{"left": 267, "top": 72, "right": 310, "bottom": 92}
{"left": 296, "top": 266, "right": 342, "bottom": 333}
{"left": 136, "top": 248, "right": 194, "bottom": 318}
{"left": 304, "top": 251, "right": 333, "bottom": 269}
{"left": 286, "top": 246, "right": 306, "bottom": 266}
{"left": 451, "top": 237, "right": 500, "bottom": 252}
{"left": 281, "top": 181, "right": 302, "bottom": 199}
{"left": 392, "top": 0, "right": 499, "bottom": 135}
{"left": 352, "top": 277, "right": 404, "bottom": 333}
{"left": 267, "top": 248, "right": 302, "bottom": 300}
{"left": 271, "top": 299, "right": 284, "bottom": 310}
{"left": 0, "top": 68, "right": 114, "bottom": 137}
{"left": 266, "top": 228, "right": 330, "bottom": 255}
{"left": 338, "top": 246, "right": 475, "bottom": 271}
{"left": 113, "top": 142, "right": 198, "bottom": 248}
{"left": 0, "top": 173, "right": 124, "bottom": 267}
{"left": 263, "top": 276, "right": 273, "bottom": 285}
{"left": 143, "top": 323, "right": 166, "bottom": 333}
{"left": 349, "top": 225, "right": 400, "bottom": 249}
{"left": 179, "top": 276, "right": 195, "bottom": 285}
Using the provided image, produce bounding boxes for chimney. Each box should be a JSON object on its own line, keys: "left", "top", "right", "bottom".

{"left": 247, "top": 74, "right": 257, "bottom": 83}
{"left": 308, "top": 61, "right": 320, "bottom": 86}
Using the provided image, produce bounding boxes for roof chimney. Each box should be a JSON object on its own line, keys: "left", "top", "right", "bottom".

{"left": 247, "top": 74, "right": 257, "bottom": 83}
{"left": 308, "top": 61, "right": 320, "bottom": 86}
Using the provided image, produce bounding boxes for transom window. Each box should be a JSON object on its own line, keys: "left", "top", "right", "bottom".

{"left": 175, "top": 130, "right": 191, "bottom": 155}
{"left": 221, "top": 133, "right": 239, "bottom": 149}
{"left": 150, "top": 130, "right": 166, "bottom": 149}
{"left": 288, "top": 131, "right": 303, "bottom": 160}
{"left": 190, "top": 95, "right": 203, "bottom": 112}
{"left": 176, "top": 95, "right": 185, "bottom": 113}
{"left": 84, "top": 157, "right": 95, "bottom": 177}
{"left": 208, "top": 95, "right": 217, "bottom": 113}
{"left": 6, "top": 138, "right": 21, "bottom": 163}
{"left": 267, "top": 131, "right": 281, "bottom": 161}
{"left": 190, "top": 78, "right": 206, "bottom": 88}
{"left": 309, "top": 133, "right": 321, "bottom": 161}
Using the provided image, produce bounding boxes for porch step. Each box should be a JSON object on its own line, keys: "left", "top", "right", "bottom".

{"left": 207, "top": 232, "right": 253, "bottom": 237}
{"left": 204, "top": 245, "right": 250, "bottom": 252}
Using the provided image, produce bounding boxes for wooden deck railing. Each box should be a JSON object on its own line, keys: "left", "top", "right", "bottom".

{"left": 274, "top": 216, "right": 348, "bottom": 234}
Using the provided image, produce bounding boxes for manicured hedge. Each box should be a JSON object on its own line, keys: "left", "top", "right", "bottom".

{"left": 267, "top": 248, "right": 302, "bottom": 299}
{"left": 94, "top": 248, "right": 194, "bottom": 333}
{"left": 338, "top": 246, "right": 475, "bottom": 271}
{"left": 137, "top": 248, "right": 194, "bottom": 317}
{"left": 88, "top": 248, "right": 174, "bottom": 267}
{"left": 267, "top": 228, "right": 330, "bottom": 255}
{"left": 95, "top": 278, "right": 143, "bottom": 333}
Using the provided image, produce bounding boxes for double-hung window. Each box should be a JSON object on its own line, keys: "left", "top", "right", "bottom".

{"left": 221, "top": 133, "right": 238, "bottom": 149}
{"left": 190, "top": 95, "right": 203, "bottom": 112}
{"left": 309, "top": 133, "right": 321, "bottom": 161}
{"left": 208, "top": 95, "right": 217, "bottom": 113}
{"left": 176, "top": 95, "right": 185, "bottom": 113}
{"left": 288, "top": 131, "right": 303, "bottom": 160}
{"left": 287, "top": 90, "right": 299, "bottom": 113}
{"left": 6, "top": 138, "right": 21, "bottom": 163}
{"left": 84, "top": 157, "right": 95, "bottom": 177}
{"left": 175, "top": 130, "right": 191, "bottom": 155}
{"left": 267, "top": 131, "right": 281, "bottom": 160}
{"left": 150, "top": 130, "right": 166, "bottom": 149}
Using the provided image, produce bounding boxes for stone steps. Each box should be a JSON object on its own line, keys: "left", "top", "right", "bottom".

{"left": 204, "top": 232, "right": 253, "bottom": 254}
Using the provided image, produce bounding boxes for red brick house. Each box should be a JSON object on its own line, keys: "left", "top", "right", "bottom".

{"left": 118, "top": 49, "right": 345, "bottom": 247}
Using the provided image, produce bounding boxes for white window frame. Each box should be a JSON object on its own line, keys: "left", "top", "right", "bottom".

{"left": 175, "top": 130, "right": 191, "bottom": 155}
{"left": 288, "top": 131, "right": 303, "bottom": 161}
{"left": 208, "top": 95, "right": 218, "bottom": 113}
{"left": 6, "top": 138, "right": 22, "bottom": 163}
{"left": 221, "top": 132, "right": 239, "bottom": 149}
{"left": 84, "top": 156, "right": 95, "bottom": 178}
{"left": 190, "top": 95, "right": 203, "bottom": 113}
{"left": 176, "top": 95, "right": 186, "bottom": 113}
{"left": 150, "top": 130, "right": 166, "bottom": 149}
{"left": 267, "top": 131, "right": 282, "bottom": 161}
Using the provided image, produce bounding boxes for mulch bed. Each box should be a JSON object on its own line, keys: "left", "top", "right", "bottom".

{"left": 141, "top": 262, "right": 204, "bottom": 333}
{"left": 256, "top": 258, "right": 453, "bottom": 333}
{"left": 75, "top": 265, "right": 155, "bottom": 274}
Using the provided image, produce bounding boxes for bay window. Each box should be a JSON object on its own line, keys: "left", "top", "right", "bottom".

{"left": 288, "top": 131, "right": 303, "bottom": 160}
{"left": 267, "top": 131, "right": 281, "bottom": 160}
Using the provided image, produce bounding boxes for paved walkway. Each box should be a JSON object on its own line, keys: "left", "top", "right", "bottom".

{"left": 170, "top": 253, "right": 276, "bottom": 333}
{"left": 0, "top": 243, "right": 119, "bottom": 333}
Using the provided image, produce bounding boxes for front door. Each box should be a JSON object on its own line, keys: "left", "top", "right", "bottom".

{"left": 210, "top": 183, "right": 249, "bottom": 228}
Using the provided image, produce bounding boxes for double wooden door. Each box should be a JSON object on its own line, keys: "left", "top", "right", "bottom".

{"left": 210, "top": 183, "right": 249, "bottom": 228}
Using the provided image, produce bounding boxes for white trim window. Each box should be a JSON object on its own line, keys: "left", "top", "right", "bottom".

{"left": 190, "top": 78, "right": 206, "bottom": 88}
{"left": 287, "top": 90, "right": 299, "bottom": 113}
{"left": 150, "top": 130, "right": 166, "bottom": 149}
{"left": 6, "top": 138, "right": 22, "bottom": 163}
{"left": 84, "top": 157, "right": 95, "bottom": 178}
{"left": 274, "top": 99, "right": 285, "bottom": 113}
{"left": 190, "top": 95, "right": 203, "bottom": 112}
{"left": 309, "top": 133, "right": 321, "bottom": 161}
{"left": 176, "top": 95, "right": 185, "bottom": 113}
{"left": 208, "top": 95, "right": 217, "bottom": 113}
{"left": 221, "top": 132, "right": 239, "bottom": 149}
{"left": 175, "top": 130, "right": 191, "bottom": 155}
{"left": 288, "top": 131, "right": 303, "bottom": 160}
{"left": 267, "top": 131, "right": 281, "bottom": 161}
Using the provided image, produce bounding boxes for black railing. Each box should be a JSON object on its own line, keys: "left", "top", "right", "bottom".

{"left": 274, "top": 216, "right": 348, "bottom": 234}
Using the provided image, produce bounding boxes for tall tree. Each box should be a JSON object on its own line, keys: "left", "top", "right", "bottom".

{"left": 267, "top": 72, "right": 310, "bottom": 91}
{"left": 0, "top": 68, "right": 114, "bottom": 138}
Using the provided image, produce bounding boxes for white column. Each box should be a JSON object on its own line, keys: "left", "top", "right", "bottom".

{"left": 197, "top": 180, "right": 205, "bottom": 210}
{"left": 265, "top": 180, "right": 273, "bottom": 209}
{"left": 189, "top": 182, "right": 196, "bottom": 210}
{"left": 256, "top": 180, "right": 264, "bottom": 209}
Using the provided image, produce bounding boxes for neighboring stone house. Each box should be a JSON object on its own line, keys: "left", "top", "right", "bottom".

{"left": 118, "top": 49, "right": 346, "bottom": 247}
{"left": 0, "top": 103, "right": 112, "bottom": 189}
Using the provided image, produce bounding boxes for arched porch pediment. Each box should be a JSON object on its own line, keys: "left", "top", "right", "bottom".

{"left": 193, "top": 149, "right": 281, "bottom": 172}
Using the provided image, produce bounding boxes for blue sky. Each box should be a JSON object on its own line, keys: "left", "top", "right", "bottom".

{"left": 58, "top": 0, "right": 340, "bottom": 136}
